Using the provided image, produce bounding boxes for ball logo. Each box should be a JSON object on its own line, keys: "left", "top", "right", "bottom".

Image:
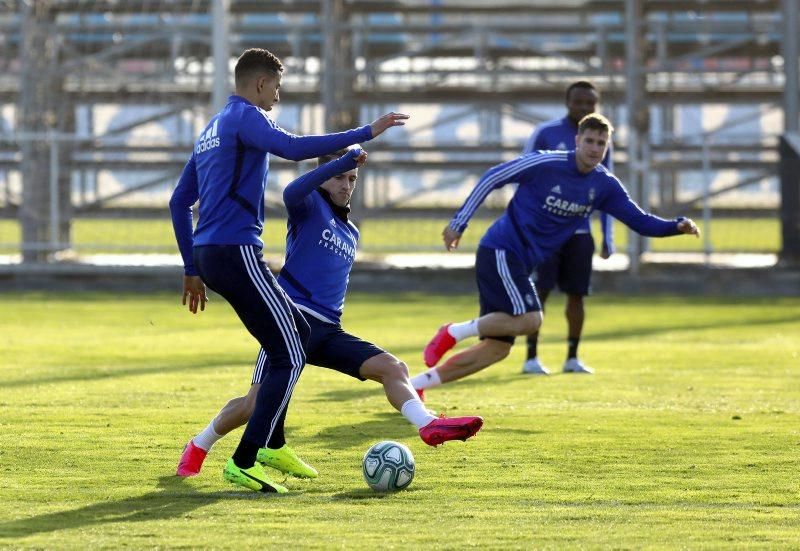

{"left": 195, "top": 119, "right": 220, "bottom": 154}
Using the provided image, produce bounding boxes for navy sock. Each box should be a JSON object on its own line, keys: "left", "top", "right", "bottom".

{"left": 567, "top": 337, "right": 580, "bottom": 360}
{"left": 526, "top": 334, "right": 539, "bottom": 360}
{"left": 232, "top": 440, "right": 260, "bottom": 469}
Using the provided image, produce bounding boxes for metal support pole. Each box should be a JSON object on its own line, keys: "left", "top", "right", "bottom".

{"left": 49, "top": 137, "right": 60, "bottom": 252}
{"left": 701, "top": 139, "right": 713, "bottom": 259}
{"left": 211, "top": 0, "right": 231, "bottom": 113}
{"left": 784, "top": 0, "right": 799, "bottom": 132}
{"left": 625, "top": 0, "right": 644, "bottom": 274}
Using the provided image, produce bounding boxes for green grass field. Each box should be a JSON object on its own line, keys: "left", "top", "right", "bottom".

{"left": 0, "top": 216, "right": 781, "bottom": 255}
{"left": 1, "top": 292, "right": 799, "bottom": 548}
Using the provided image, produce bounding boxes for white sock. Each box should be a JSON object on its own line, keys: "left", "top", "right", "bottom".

{"left": 401, "top": 398, "right": 437, "bottom": 428}
{"left": 411, "top": 368, "right": 442, "bottom": 390}
{"left": 448, "top": 319, "right": 479, "bottom": 341}
{"left": 192, "top": 420, "right": 223, "bottom": 452}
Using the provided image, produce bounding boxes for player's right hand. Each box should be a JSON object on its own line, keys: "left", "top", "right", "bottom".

{"left": 442, "top": 226, "right": 462, "bottom": 251}
{"left": 369, "top": 112, "right": 409, "bottom": 138}
{"left": 182, "top": 275, "right": 208, "bottom": 314}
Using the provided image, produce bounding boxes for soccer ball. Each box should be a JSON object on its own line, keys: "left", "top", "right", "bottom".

{"left": 362, "top": 440, "right": 415, "bottom": 492}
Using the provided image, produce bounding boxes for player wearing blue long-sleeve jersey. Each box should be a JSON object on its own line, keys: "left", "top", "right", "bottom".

{"left": 175, "top": 149, "right": 483, "bottom": 479}
{"left": 522, "top": 81, "right": 614, "bottom": 375}
{"left": 169, "top": 48, "right": 408, "bottom": 493}
{"left": 411, "top": 114, "right": 698, "bottom": 398}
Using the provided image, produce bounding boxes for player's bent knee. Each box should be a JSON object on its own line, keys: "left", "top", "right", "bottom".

{"left": 522, "top": 311, "right": 543, "bottom": 334}
{"left": 361, "top": 354, "right": 407, "bottom": 382}
{"left": 392, "top": 360, "right": 410, "bottom": 380}
{"left": 485, "top": 339, "right": 513, "bottom": 362}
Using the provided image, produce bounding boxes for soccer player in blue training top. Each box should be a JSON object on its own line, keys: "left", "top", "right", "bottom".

{"left": 411, "top": 113, "right": 699, "bottom": 399}
{"left": 175, "top": 147, "right": 484, "bottom": 480}
{"left": 521, "top": 81, "right": 614, "bottom": 375}
{"left": 169, "top": 47, "right": 408, "bottom": 493}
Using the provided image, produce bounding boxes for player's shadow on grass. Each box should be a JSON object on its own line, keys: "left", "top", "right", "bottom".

{"left": 584, "top": 311, "right": 800, "bottom": 342}
{"left": 3, "top": 355, "right": 242, "bottom": 389}
{"left": 311, "top": 412, "right": 416, "bottom": 448}
{"left": 0, "top": 475, "right": 283, "bottom": 540}
{"left": 313, "top": 385, "right": 380, "bottom": 403}
{"left": 331, "top": 486, "right": 421, "bottom": 500}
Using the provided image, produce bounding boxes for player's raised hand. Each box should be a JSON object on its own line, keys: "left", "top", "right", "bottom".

{"left": 182, "top": 275, "right": 208, "bottom": 314}
{"left": 369, "top": 112, "right": 409, "bottom": 138}
{"left": 442, "top": 225, "right": 462, "bottom": 251}
{"left": 354, "top": 149, "right": 368, "bottom": 167}
{"left": 677, "top": 218, "right": 700, "bottom": 238}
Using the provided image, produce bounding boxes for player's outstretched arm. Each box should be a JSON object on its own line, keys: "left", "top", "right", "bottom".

{"left": 241, "top": 110, "right": 407, "bottom": 162}
{"left": 282, "top": 148, "right": 365, "bottom": 212}
{"left": 369, "top": 112, "right": 409, "bottom": 138}
{"left": 599, "top": 177, "right": 697, "bottom": 239}
{"left": 442, "top": 225, "right": 462, "bottom": 251}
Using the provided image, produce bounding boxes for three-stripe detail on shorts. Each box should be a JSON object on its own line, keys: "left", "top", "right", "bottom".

{"left": 239, "top": 245, "right": 305, "bottom": 444}
{"left": 495, "top": 249, "right": 525, "bottom": 315}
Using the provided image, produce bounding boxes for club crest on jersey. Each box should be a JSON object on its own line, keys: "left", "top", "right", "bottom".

{"left": 195, "top": 119, "right": 220, "bottom": 154}
{"left": 588, "top": 187, "right": 596, "bottom": 202}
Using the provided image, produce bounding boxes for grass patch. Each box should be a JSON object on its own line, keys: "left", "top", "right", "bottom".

{"left": 0, "top": 292, "right": 798, "bottom": 547}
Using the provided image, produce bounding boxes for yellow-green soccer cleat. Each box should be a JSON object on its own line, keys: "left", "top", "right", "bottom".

{"left": 223, "top": 458, "right": 289, "bottom": 493}
{"left": 257, "top": 445, "right": 318, "bottom": 479}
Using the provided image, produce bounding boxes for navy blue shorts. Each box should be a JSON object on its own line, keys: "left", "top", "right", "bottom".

{"left": 252, "top": 313, "right": 384, "bottom": 384}
{"left": 194, "top": 244, "right": 310, "bottom": 449}
{"left": 475, "top": 245, "right": 541, "bottom": 344}
{"left": 534, "top": 232, "right": 595, "bottom": 296}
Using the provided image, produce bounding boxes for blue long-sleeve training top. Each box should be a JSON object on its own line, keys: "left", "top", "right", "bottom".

{"left": 278, "top": 148, "right": 363, "bottom": 323}
{"left": 450, "top": 150, "right": 685, "bottom": 272}
{"left": 524, "top": 116, "right": 614, "bottom": 253}
{"left": 169, "top": 95, "right": 372, "bottom": 276}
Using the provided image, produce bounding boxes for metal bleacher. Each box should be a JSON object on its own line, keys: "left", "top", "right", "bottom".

{"left": 2, "top": 0, "right": 798, "bottom": 264}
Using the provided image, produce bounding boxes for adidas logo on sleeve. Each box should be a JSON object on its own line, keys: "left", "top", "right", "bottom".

{"left": 195, "top": 119, "right": 220, "bottom": 154}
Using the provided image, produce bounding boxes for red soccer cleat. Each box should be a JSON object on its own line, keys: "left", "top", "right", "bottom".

{"left": 423, "top": 323, "right": 456, "bottom": 367}
{"left": 176, "top": 440, "right": 208, "bottom": 477}
{"left": 415, "top": 387, "right": 425, "bottom": 402}
{"left": 418, "top": 415, "right": 484, "bottom": 447}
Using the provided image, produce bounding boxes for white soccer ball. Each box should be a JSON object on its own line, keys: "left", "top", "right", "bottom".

{"left": 362, "top": 440, "right": 415, "bottom": 492}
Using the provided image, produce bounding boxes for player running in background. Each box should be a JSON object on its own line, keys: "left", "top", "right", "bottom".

{"left": 176, "top": 147, "right": 483, "bottom": 480}
{"left": 411, "top": 114, "right": 699, "bottom": 398}
{"left": 521, "top": 81, "right": 614, "bottom": 375}
{"left": 169, "top": 48, "right": 408, "bottom": 493}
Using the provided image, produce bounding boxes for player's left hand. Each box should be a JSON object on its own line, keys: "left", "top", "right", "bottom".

{"left": 182, "top": 275, "right": 208, "bottom": 314}
{"left": 354, "top": 150, "right": 368, "bottom": 167}
{"left": 677, "top": 218, "right": 700, "bottom": 237}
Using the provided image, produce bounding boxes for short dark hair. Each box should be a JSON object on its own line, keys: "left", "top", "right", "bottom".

{"left": 565, "top": 81, "right": 598, "bottom": 102}
{"left": 578, "top": 113, "right": 614, "bottom": 135}
{"left": 317, "top": 148, "right": 352, "bottom": 167}
{"left": 234, "top": 48, "right": 283, "bottom": 87}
